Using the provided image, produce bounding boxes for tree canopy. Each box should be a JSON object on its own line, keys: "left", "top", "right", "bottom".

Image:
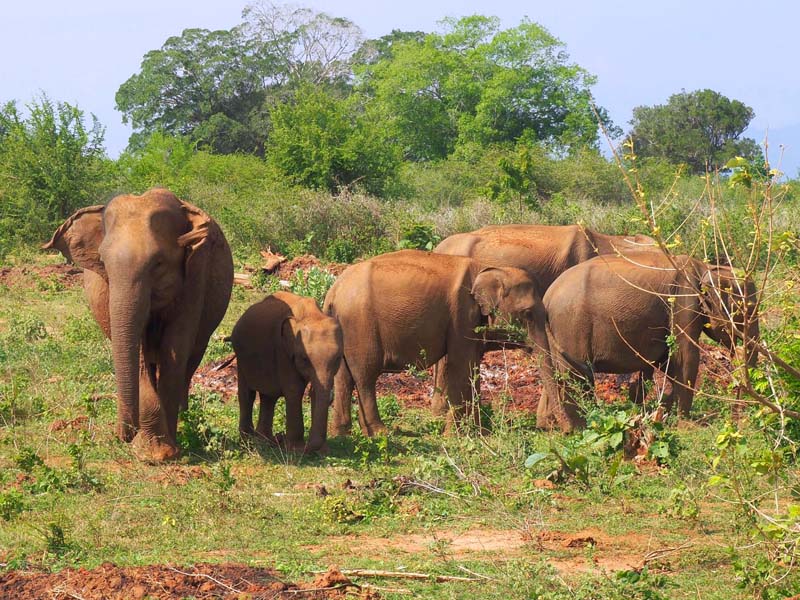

{"left": 115, "top": 2, "right": 362, "bottom": 154}
{"left": 628, "top": 89, "right": 760, "bottom": 173}
{"left": 355, "top": 16, "right": 613, "bottom": 161}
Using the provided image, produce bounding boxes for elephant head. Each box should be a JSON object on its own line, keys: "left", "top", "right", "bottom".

{"left": 43, "top": 189, "right": 217, "bottom": 445}
{"left": 282, "top": 311, "right": 343, "bottom": 450}
{"left": 471, "top": 266, "right": 574, "bottom": 429}
{"left": 699, "top": 264, "right": 760, "bottom": 369}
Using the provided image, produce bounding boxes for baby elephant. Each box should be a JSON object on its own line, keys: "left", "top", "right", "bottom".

{"left": 231, "top": 291, "right": 343, "bottom": 453}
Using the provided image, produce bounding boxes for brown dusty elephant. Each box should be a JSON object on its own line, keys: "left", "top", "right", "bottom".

{"left": 540, "top": 253, "right": 760, "bottom": 430}
{"left": 431, "top": 223, "right": 658, "bottom": 418}
{"left": 323, "top": 249, "right": 557, "bottom": 437}
{"left": 43, "top": 189, "right": 233, "bottom": 461}
{"left": 231, "top": 291, "right": 343, "bottom": 454}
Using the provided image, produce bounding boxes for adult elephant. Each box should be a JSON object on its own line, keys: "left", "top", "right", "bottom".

{"left": 43, "top": 189, "right": 233, "bottom": 461}
{"left": 323, "top": 250, "right": 559, "bottom": 437}
{"left": 432, "top": 223, "right": 658, "bottom": 418}
{"left": 541, "top": 253, "right": 759, "bottom": 430}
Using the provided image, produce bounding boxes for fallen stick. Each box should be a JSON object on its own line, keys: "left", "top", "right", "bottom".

{"left": 312, "top": 569, "right": 480, "bottom": 583}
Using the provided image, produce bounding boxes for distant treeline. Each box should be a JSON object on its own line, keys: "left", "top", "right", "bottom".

{"left": 0, "top": 3, "right": 793, "bottom": 262}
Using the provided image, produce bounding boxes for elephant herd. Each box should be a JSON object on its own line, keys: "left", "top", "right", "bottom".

{"left": 45, "top": 189, "right": 760, "bottom": 461}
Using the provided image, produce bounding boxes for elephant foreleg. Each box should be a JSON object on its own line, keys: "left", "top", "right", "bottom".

{"left": 133, "top": 356, "right": 177, "bottom": 461}
{"left": 283, "top": 386, "right": 306, "bottom": 450}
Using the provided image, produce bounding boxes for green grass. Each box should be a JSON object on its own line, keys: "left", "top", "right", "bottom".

{"left": 0, "top": 262, "right": 796, "bottom": 599}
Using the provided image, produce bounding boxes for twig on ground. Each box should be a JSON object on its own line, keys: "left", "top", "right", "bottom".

{"left": 641, "top": 541, "right": 694, "bottom": 566}
{"left": 166, "top": 567, "right": 243, "bottom": 593}
{"left": 312, "top": 568, "right": 480, "bottom": 583}
{"left": 457, "top": 564, "right": 495, "bottom": 581}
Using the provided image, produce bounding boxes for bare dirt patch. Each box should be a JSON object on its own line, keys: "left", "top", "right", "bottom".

{"left": 0, "top": 263, "right": 83, "bottom": 290}
{"left": 0, "top": 563, "right": 370, "bottom": 599}
{"left": 309, "top": 526, "right": 673, "bottom": 575}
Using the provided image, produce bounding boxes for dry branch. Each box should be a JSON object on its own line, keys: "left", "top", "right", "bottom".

{"left": 312, "top": 568, "right": 480, "bottom": 583}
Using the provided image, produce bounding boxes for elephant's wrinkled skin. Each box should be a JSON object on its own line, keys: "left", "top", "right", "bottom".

{"left": 323, "top": 249, "right": 555, "bottom": 436}
{"left": 44, "top": 189, "right": 233, "bottom": 461}
{"left": 542, "top": 253, "right": 760, "bottom": 429}
{"left": 231, "top": 291, "right": 343, "bottom": 454}
{"left": 431, "top": 223, "right": 658, "bottom": 416}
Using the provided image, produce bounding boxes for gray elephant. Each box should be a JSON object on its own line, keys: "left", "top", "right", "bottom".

{"left": 541, "top": 253, "right": 760, "bottom": 430}
{"left": 44, "top": 189, "right": 233, "bottom": 461}
{"left": 432, "top": 223, "right": 659, "bottom": 420}
{"left": 231, "top": 291, "right": 343, "bottom": 454}
{"left": 323, "top": 249, "right": 556, "bottom": 436}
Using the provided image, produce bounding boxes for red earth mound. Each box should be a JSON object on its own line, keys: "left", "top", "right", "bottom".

{"left": 193, "top": 348, "right": 643, "bottom": 414}
{"left": 0, "top": 263, "right": 83, "bottom": 290}
{"left": 0, "top": 563, "right": 370, "bottom": 599}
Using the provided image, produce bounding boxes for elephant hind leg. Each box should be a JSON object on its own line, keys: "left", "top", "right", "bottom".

{"left": 628, "top": 369, "right": 654, "bottom": 405}
{"left": 353, "top": 371, "right": 387, "bottom": 437}
{"left": 431, "top": 358, "right": 449, "bottom": 416}
{"left": 442, "top": 344, "right": 482, "bottom": 435}
{"left": 237, "top": 374, "right": 257, "bottom": 436}
{"left": 255, "top": 393, "right": 279, "bottom": 443}
{"left": 330, "top": 359, "right": 356, "bottom": 437}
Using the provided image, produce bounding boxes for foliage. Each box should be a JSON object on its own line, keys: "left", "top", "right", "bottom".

{"left": 628, "top": 89, "right": 760, "bottom": 173}
{"left": 267, "top": 85, "right": 401, "bottom": 194}
{"left": 0, "top": 96, "right": 110, "bottom": 257}
{"left": 397, "top": 222, "right": 441, "bottom": 251}
{"left": 285, "top": 267, "right": 336, "bottom": 307}
{"left": 115, "top": 3, "right": 363, "bottom": 153}
{"left": 357, "top": 15, "right": 614, "bottom": 161}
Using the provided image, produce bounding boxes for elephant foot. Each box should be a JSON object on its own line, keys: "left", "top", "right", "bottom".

{"left": 328, "top": 422, "right": 352, "bottom": 437}
{"left": 430, "top": 397, "right": 449, "bottom": 417}
{"left": 117, "top": 422, "right": 137, "bottom": 443}
{"left": 361, "top": 421, "right": 388, "bottom": 437}
{"left": 304, "top": 440, "right": 330, "bottom": 456}
{"left": 131, "top": 432, "right": 180, "bottom": 463}
{"left": 251, "top": 428, "right": 279, "bottom": 446}
{"left": 274, "top": 432, "right": 306, "bottom": 453}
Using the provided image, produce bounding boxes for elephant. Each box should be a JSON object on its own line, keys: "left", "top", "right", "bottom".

{"left": 540, "top": 253, "right": 760, "bottom": 430}
{"left": 323, "top": 249, "right": 556, "bottom": 437}
{"left": 230, "top": 291, "right": 343, "bottom": 454}
{"left": 431, "top": 223, "right": 659, "bottom": 418}
{"left": 43, "top": 188, "right": 233, "bottom": 461}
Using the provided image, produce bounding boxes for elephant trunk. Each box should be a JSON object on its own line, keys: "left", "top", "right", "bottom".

{"left": 109, "top": 279, "right": 151, "bottom": 442}
{"left": 527, "top": 304, "right": 584, "bottom": 432}
{"left": 307, "top": 377, "right": 334, "bottom": 452}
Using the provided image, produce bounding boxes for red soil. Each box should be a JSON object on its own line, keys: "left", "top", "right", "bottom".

{"left": 0, "top": 563, "right": 370, "bottom": 599}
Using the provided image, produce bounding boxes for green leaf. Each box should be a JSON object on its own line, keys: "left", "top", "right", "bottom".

{"left": 524, "top": 452, "right": 550, "bottom": 468}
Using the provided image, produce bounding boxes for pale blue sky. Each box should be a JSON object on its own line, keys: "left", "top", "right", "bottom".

{"left": 2, "top": 0, "right": 798, "bottom": 175}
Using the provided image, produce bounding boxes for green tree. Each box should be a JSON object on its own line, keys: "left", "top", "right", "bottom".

{"left": 267, "top": 85, "right": 401, "bottom": 195}
{"left": 628, "top": 89, "right": 760, "bottom": 173}
{"left": 115, "top": 27, "right": 272, "bottom": 154}
{"left": 116, "top": 3, "right": 363, "bottom": 154}
{"left": 356, "top": 15, "right": 612, "bottom": 161}
{"left": 0, "top": 97, "right": 110, "bottom": 256}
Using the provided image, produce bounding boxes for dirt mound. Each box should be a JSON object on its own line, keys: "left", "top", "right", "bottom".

{"left": 192, "top": 349, "right": 631, "bottom": 414}
{"left": 0, "top": 263, "right": 83, "bottom": 290}
{"left": 0, "top": 562, "right": 366, "bottom": 599}
{"left": 275, "top": 255, "right": 348, "bottom": 279}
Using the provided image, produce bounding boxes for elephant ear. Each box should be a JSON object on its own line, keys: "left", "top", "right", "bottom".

{"left": 42, "top": 205, "right": 106, "bottom": 278}
{"left": 471, "top": 267, "right": 506, "bottom": 316}
{"left": 177, "top": 200, "right": 214, "bottom": 267}
{"left": 281, "top": 317, "right": 300, "bottom": 362}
